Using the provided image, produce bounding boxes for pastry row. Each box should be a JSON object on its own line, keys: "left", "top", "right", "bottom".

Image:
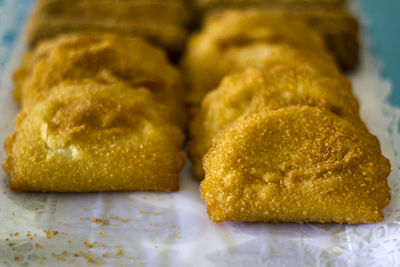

{"left": 182, "top": 10, "right": 391, "bottom": 223}
{"left": 4, "top": 34, "right": 187, "bottom": 192}
{"left": 26, "top": 0, "right": 193, "bottom": 57}
{"left": 192, "top": 0, "right": 359, "bottom": 71}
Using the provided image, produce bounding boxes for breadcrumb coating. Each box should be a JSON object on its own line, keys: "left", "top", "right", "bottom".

{"left": 3, "top": 82, "right": 185, "bottom": 192}
{"left": 14, "top": 33, "right": 187, "bottom": 129}
{"left": 189, "top": 67, "right": 365, "bottom": 179}
{"left": 182, "top": 9, "right": 338, "bottom": 107}
{"left": 26, "top": 0, "right": 191, "bottom": 54}
{"left": 194, "top": 0, "right": 345, "bottom": 11}
{"left": 201, "top": 106, "right": 391, "bottom": 223}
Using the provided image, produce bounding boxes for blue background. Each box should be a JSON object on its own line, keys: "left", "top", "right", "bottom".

{"left": 359, "top": 0, "right": 400, "bottom": 106}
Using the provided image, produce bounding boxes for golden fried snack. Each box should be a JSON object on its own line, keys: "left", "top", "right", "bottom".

{"left": 189, "top": 67, "right": 365, "bottom": 180}
{"left": 3, "top": 82, "right": 186, "bottom": 192}
{"left": 35, "top": 0, "right": 192, "bottom": 26}
{"left": 182, "top": 10, "right": 339, "bottom": 107}
{"left": 15, "top": 34, "right": 187, "bottom": 129}
{"left": 201, "top": 106, "right": 391, "bottom": 223}
{"left": 205, "top": 8, "right": 359, "bottom": 71}
{"left": 27, "top": 0, "right": 191, "bottom": 54}
{"left": 194, "top": 0, "right": 345, "bottom": 11}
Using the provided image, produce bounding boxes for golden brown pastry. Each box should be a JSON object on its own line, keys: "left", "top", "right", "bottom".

{"left": 26, "top": 0, "right": 192, "bottom": 55}
{"left": 15, "top": 33, "right": 187, "bottom": 129}
{"left": 182, "top": 10, "right": 339, "bottom": 108}
{"left": 201, "top": 106, "right": 391, "bottom": 223}
{"left": 204, "top": 8, "right": 359, "bottom": 71}
{"left": 35, "top": 0, "right": 192, "bottom": 26}
{"left": 194, "top": 0, "right": 345, "bottom": 11}
{"left": 189, "top": 67, "right": 365, "bottom": 180}
{"left": 3, "top": 81, "right": 186, "bottom": 192}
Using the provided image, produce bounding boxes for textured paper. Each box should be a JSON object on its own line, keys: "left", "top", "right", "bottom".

{"left": 0, "top": 0, "right": 399, "bottom": 266}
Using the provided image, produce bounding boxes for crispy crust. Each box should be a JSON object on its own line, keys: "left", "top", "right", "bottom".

{"left": 26, "top": 0, "right": 191, "bottom": 54}
{"left": 181, "top": 10, "right": 338, "bottom": 108}
{"left": 15, "top": 33, "right": 187, "bottom": 129}
{"left": 3, "top": 82, "right": 186, "bottom": 192}
{"left": 205, "top": 8, "right": 359, "bottom": 71}
{"left": 201, "top": 106, "right": 391, "bottom": 223}
{"left": 189, "top": 67, "right": 365, "bottom": 180}
{"left": 194, "top": 0, "right": 345, "bottom": 10}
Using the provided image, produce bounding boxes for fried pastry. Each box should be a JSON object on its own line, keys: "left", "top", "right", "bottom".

{"left": 182, "top": 10, "right": 339, "bottom": 107}
{"left": 15, "top": 34, "right": 187, "bottom": 129}
{"left": 201, "top": 106, "right": 391, "bottom": 223}
{"left": 194, "top": 0, "right": 345, "bottom": 11}
{"left": 26, "top": 0, "right": 191, "bottom": 55}
{"left": 35, "top": 0, "right": 192, "bottom": 26}
{"left": 3, "top": 82, "right": 186, "bottom": 192}
{"left": 189, "top": 67, "right": 365, "bottom": 180}
{"left": 205, "top": 8, "right": 359, "bottom": 71}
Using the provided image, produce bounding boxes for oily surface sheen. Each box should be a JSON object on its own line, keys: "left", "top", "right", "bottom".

{"left": 189, "top": 67, "right": 364, "bottom": 179}
{"left": 201, "top": 106, "right": 391, "bottom": 223}
{"left": 3, "top": 82, "right": 186, "bottom": 192}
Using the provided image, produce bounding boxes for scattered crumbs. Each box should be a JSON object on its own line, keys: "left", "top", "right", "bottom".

{"left": 139, "top": 210, "right": 143, "bottom": 213}
{"left": 153, "top": 212, "right": 157, "bottom": 216}
{"left": 102, "top": 253, "right": 110, "bottom": 258}
{"left": 115, "top": 248, "right": 124, "bottom": 256}
{"left": 116, "top": 244, "right": 124, "bottom": 248}
{"left": 68, "top": 240, "right": 72, "bottom": 244}
{"left": 84, "top": 239, "right": 96, "bottom": 248}
{"left": 100, "top": 243, "right": 107, "bottom": 248}
{"left": 119, "top": 218, "right": 126, "bottom": 223}
{"left": 5, "top": 238, "right": 9, "bottom": 241}
{"left": 99, "top": 232, "right": 106, "bottom": 237}
{"left": 14, "top": 256, "right": 19, "bottom": 261}
{"left": 9, "top": 242, "right": 16, "bottom": 247}
{"left": 35, "top": 243, "right": 43, "bottom": 248}
{"left": 74, "top": 251, "right": 83, "bottom": 257}
{"left": 150, "top": 222, "right": 155, "bottom": 227}
{"left": 92, "top": 217, "right": 106, "bottom": 226}
{"left": 175, "top": 235, "right": 180, "bottom": 239}
{"left": 62, "top": 250, "right": 69, "bottom": 256}
{"left": 105, "top": 237, "right": 111, "bottom": 241}
{"left": 135, "top": 219, "right": 140, "bottom": 222}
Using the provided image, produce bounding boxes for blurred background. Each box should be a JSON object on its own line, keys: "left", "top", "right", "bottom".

{"left": 359, "top": 0, "right": 400, "bottom": 106}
